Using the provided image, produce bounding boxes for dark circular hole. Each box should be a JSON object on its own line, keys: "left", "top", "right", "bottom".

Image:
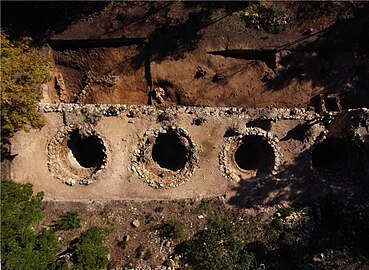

{"left": 67, "top": 131, "right": 105, "bottom": 168}
{"left": 234, "top": 135, "right": 274, "bottom": 173}
{"left": 152, "top": 132, "right": 188, "bottom": 171}
{"left": 312, "top": 138, "right": 362, "bottom": 171}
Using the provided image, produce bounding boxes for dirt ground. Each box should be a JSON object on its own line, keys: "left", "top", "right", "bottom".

{"left": 44, "top": 1, "right": 369, "bottom": 109}
{"left": 37, "top": 198, "right": 270, "bottom": 269}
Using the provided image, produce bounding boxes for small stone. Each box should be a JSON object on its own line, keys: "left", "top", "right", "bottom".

{"left": 194, "top": 66, "right": 206, "bottom": 78}
{"left": 261, "top": 72, "right": 275, "bottom": 82}
{"left": 131, "top": 219, "right": 141, "bottom": 228}
{"left": 168, "top": 259, "right": 175, "bottom": 267}
{"left": 122, "top": 235, "right": 130, "bottom": 242}
{"left": 197, "top": 215, "right": 204, "bottom": 219}
{"left": 65, "top": 179, "right": 76, "bottom": 186}
{"left": 303, "top": 28, "right": 314, "bottom": 36}
{"left": 212, "top": 73, "right": 226, "bottom": 82}
{"left": 152, "top": 87, "right": 166, "bottom": 104}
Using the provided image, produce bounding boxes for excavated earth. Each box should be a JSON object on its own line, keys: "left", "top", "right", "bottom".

{"left": 3, "top": 1, "right": 369, "bottom": 269}
{"left": 8, "top": 0, "right": 369, "bottom": 202}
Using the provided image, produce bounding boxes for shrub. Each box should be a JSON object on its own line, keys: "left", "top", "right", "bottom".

{"left": 144, "top": 212, "right": 154, "bottom": 223}
{"left": 1, "top": 30, "right": 51, "bottom": 134}
{"left": 163, "top": 219, "right": 185, "bottom": 239}
{"left": 58, "top": 212, "right": 81, "bottom": 230}
{"left": 240, "top": 3, "right": 288, "bottom": 34}
{"left": 182, "top": 218, "right": 256, "bottom": 270}
{"left": 1, "top": 180, "right": 61, "bottom": 270}
{"left": 267, "top": 207, "right": 297, "bottom": 244}
{"left": 69, "top": 226, "right": 108, "bottom": 270}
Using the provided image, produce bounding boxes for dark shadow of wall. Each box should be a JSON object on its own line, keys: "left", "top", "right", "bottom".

{"left": 266, "top": 3, "right": 369, "bottom": 109}
{"left": 1, "top": 1, "right": 108, "bottom": 43}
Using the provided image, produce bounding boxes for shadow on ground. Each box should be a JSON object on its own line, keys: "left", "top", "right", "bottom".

{"left": 1, "top": 2, "right": 108, "bottom": 43}
{"left": 266, "top": 3, "right": 369, "bottom": 109}
{"left": 228, "top": 142, "right": 369, "bottom": 208}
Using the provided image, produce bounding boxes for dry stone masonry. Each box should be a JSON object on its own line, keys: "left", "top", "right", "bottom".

{"left": 10, "top": 103, "right": 369, "bottom": 201}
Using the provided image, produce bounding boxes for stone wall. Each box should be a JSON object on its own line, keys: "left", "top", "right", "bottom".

{"left": 10, "top": 103, "right": 368, "bottom": 201}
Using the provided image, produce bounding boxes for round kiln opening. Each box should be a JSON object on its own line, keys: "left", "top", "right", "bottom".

{"left": 67, "top": 130, "right": 105, "bottom": 168}
{"left": 234, "top": 135, "right": 275, "bottom": 173}
{"left": 152, "top": 132, "right": 188, "bottom": 171}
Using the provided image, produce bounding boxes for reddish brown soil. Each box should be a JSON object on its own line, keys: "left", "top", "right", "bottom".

{"left": 47, "top": 1, "right": 369, "bottom": 109}
{"left": 52, "top": 45, "right": 148, "bottom": 104}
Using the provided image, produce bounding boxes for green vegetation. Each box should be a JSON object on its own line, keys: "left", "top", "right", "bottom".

{"left": 182, "top": 218, "right": 257, "bottom": 270}
{"left": 58, "top": 212, "right": 81, "bottom": 230}
{"left": 163, "top": 219, "right": 185, "bottom": 239}
{"left": 1, "top": 180, "right": 109, "bottom": 270}
{"left": 199, "top": 198, "right": 214, "bottom": 209}
{"left": 144, "top": 212, "right": 154, "bottom": 223}
{"left": 178, "top": 199, "right": 187, "bottom": 209}
{"left": 1, "top": 30, "right": 51, "bottom": 134}
{"left": 241, "top": 3, "right": 288, "bottom": 34}
{"left": 69, "top": 226, "right": 108, "bottom": 270}
{"left": 266, "top": 206, "right": 309, "bottom": 244}
{"left": 1, "top": 180, "right": 61, "bottom": 270}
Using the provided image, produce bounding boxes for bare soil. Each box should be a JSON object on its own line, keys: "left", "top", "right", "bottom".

{"left": 43, "top": 1, "right": 369, "bottom": 109}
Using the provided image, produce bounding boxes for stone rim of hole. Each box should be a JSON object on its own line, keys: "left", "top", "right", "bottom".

{"left": 132, "top": 126, "right": 198, "bottom": 189}
{"left": 219, "top": 127, "right": 281, "bottom": 181}
{"left": 47, "top": 125, "right": 108, "bottom": 186}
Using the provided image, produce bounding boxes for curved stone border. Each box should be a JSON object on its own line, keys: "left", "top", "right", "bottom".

{"left": 131, "top": 126, "right": 198, "bottom": 189}
{"left": 47, "top": 124, "right": 108, "bottom": 186}
{"left": 219, "top": 127, "right": 281, "bottom": 181}
{"left": 308, "top": 131, "right": 328, "bottom": 172}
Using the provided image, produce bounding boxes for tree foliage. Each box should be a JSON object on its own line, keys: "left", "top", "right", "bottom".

{"left": 69, "top": 226, "right": 108, "bottom": 270}
{"left": 1, "top": 30, "right": 51, "bottom": 133}
{"left": 182, "top": 218, "right": 256, "bottom": 270}
{"left": 163, "top": 219, "right": 185, "bottom": 239}
{"left": 1, "top": 180, "right": 61, "bottom": 270}
{"left": 58, "top": 212, "right": 82, "bottom": 230}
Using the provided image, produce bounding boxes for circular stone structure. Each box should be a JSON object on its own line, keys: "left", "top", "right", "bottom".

{"left": 234, "top": 135, "right": 275, "bottom": 172}
{"left": 132, "top": 126, "right": 198, "bottom": 189}
{"left": 220, "top": 127, "right": 280, "bottom": 181}
{"left": 311, "top": 137, "right": 363, "bottom": 173}
{"left": 152, "top": 132, "right": 188, "bottom": 171}
{"left": 47, "top": 126, "right": 107, "bottom": 185}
